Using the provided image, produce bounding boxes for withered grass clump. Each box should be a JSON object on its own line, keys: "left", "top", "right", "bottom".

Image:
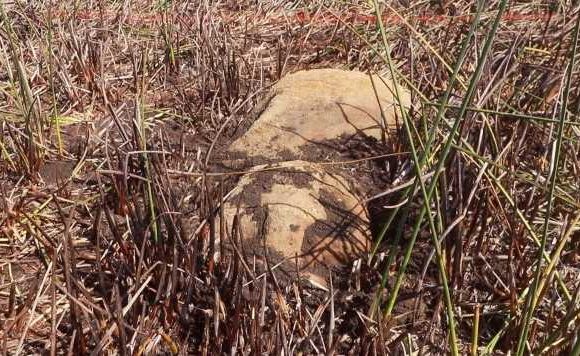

{"left": 0, "top": 1, "right": 579, "bottom": 354}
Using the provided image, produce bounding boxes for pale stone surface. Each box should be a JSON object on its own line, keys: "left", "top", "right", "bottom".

{"left": 219, "top": 68, "right": 411, "bottom": 287}
{"left": 220, "top": 160, "right": 370, "bottom": 287}
{"left": 228, "top": 68, "right": 410, "bottom": 161}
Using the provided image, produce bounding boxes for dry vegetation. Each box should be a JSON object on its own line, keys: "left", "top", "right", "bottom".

{"left": 1, "top": 0, "right": 579, "bottom": 354}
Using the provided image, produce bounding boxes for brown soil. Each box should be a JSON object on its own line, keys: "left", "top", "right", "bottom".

{"left": 39, "top": 160, "right": 76, "bottom": 186}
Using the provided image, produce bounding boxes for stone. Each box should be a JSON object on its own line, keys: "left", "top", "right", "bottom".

{"left": 228, "top": 68, "right": 410, "bottom": 162}
{"left": 219, "top": 160, "right": 370, "bottom": 288}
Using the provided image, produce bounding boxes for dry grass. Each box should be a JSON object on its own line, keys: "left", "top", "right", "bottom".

{"left": 0, "top": 0, "right": 579, "bottom": 354}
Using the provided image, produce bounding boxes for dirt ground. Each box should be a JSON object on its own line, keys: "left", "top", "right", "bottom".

{"left": 1, "top": 1, "right": 580, "bottom": 355}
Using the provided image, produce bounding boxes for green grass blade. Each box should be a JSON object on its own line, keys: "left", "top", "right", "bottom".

{"left": 515, "top": 9, "right": 580, "bottom": 355}
{"left": 384, "top": 0, "right": 507, "bottom": 316}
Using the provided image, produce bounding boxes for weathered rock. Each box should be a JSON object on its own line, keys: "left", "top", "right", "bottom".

{"left": 219, "top": 160, "right": 370, "bottom": 288}
{"left": 228, "top": 68, "right": 410, "bottom": 162}
{"left": 216, "top": 68, "right": 411, "bottom": 287}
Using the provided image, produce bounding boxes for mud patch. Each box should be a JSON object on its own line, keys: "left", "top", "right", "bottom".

{"left": 39, "top": 160, "right": 76, "bottom": 186}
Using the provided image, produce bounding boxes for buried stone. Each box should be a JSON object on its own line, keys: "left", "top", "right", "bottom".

{"left": 219, "top": 161, "right": 369, "bottom": 288}
{"left": 228, "top": 68, "right": 410, "bottom": 164}
{"left": 218, "top": 68, "right": 410, "bottom": 288}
